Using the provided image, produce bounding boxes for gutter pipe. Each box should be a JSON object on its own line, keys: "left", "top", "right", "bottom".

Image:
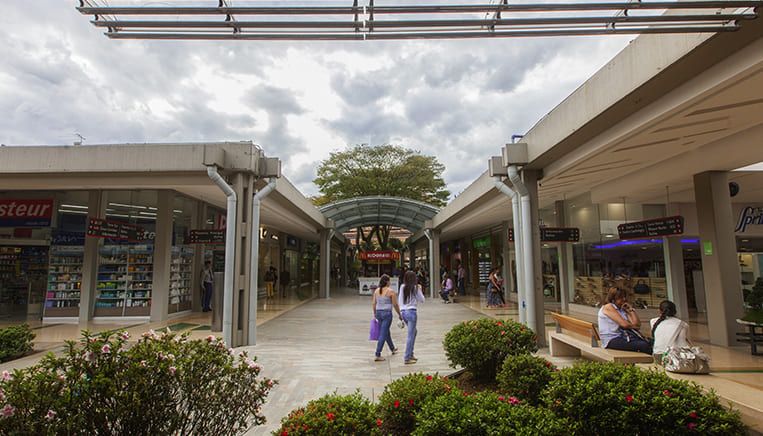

{"left": 494, "top": 177, "right": 525, "bottom": 323}
{"left": 248, "top": 178, "right": 277, "bottom": 346}
{"left": 508, "top": 165, "right": 536, "bottom": 332}
{"left": 206, "top": 166, "right": 237, "bottom": 347}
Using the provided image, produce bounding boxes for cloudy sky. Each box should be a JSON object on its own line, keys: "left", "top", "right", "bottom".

{"left": 0, "top": 1, "right": 634, "bottom": 199}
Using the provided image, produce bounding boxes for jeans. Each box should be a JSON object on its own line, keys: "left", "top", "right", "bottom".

{"left": 202, "top": 282, "right": 213, "bottom": 310}
{"left": 457, "top": 278, "right": 465, "bottom": 295}
{"left": 402, "top": 309, "right": 418, "bottom": 361}
{"left": 375, "top": 309, "right": 395, "bottom": 357}
{"left": 606, "top": 336, "right": 653, "bottom": 354}
{"left": 440, "top": 289, "right": 450, "bottom": 302}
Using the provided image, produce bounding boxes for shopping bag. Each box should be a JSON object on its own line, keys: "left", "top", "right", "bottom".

{"left": 369, "top": 318, "right": 380, "bottom": 341}
{"left": 662, "top": 346, "right": 710, "bottom": 374}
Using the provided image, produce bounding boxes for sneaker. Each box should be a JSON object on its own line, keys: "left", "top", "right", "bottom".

{"left": 391, "top": 348, "right": 399, "bottom": 355}
{"left": 374, "top": 356, "right": 385, "bottom": 362}
{"left": 404, "top": 358, "right": 418, "bottom": 364}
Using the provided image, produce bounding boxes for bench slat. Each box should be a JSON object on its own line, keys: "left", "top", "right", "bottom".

{"left": 551, "top": 312, "right": 600, "bottom": 344}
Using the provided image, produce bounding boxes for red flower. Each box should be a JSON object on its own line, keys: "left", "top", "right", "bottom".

{"left": 625, "top": 395, "right": 634, "bottom": 403}
{"left": 687, "top": 422, "right": 697, "bottom": 431}
{"left": 281, "top": 432, "right": 288, "bottom": 436}
{"left": 409, "top": 399, "right": 414, "bottom": 406}
{"left": 393, "top": 400, "right": 400, "bottom": 408}
{"left": 663, "top": 390, "right": 672, "bottom": 397}
{"left": 496, "top": 321, "right": 503, "bottom": 326}
{"left": 508, "top": 396, "right": 520, "bottom": 405}
{"left": 463, "top": 392, "right": 470, "bottom": 397}
{"left": 326, "top": 412, "right": 335, "bottom": 421}
{"left": 501, "top": 330, "right": 506, "bottom": 336}
{"left": 426, "top": 375, "right": 433, "bottom": 381}
{"left": 376, "top": 418, "right": 383, "bottom": 428}
{"left": 498, "top": 396, "right": 505, "bottom": 401}
{"left": 545, "top": 361, "right": 552, "bottom": 368}
{"left": 689, "top": 411, "right": 698, "bottom": 419}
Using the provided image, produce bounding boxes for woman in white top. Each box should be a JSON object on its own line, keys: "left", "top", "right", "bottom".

{"left": 650, "top": 300, "right": 690, "bottom": 364}
{"left": 398, "top": 270, "right": 425, "bottom": 364}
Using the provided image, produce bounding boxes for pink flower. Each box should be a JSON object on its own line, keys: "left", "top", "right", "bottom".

{"left": 206, "top": 335, "right": 216, "bottom": 343}
{"left": 498, "top": 396, "right": 505, "bottom": 401}
{"left": 687, "top": 422, "right": 697, "bottom": 431}
{"left": 1, "top": 371, "right": 11, "bottom": 382}
{"left": 119, "top": 331, "right": 130, "bottom": 340}
{"left": 45, "top": 410, "right": 56, "bottom": 420}
{"left": 508, "top": 396, "right": 520, "bottom": 405}
{"left": 663, "top": 390, "right": 672, "bottom": 397}
{"left": 501, "top": 330, "right": 506, "bottom": 336}
{"left": 228, "top": 348, "right": 235, "bottom": 355}
{"left": 140, "top": 360, "right": 147, "bottom": 367}
{"left": 625, "top": 395, "right": 634, "bottom": 404}
{"left": 83, "top": 351, "right": 95, "bottom": 362}
{"left": 101, "top": 344, "right": 111, "bottom": 354}
{"left": 267, "top": 379, "right": 274, "bottom": 388}
{"left": 168, "top": 366, "right": 177, "bottom": 376}
{"left": 1, "top": 405, "right": 14, "bottom": 417}
{"left": 0, "top": 390, "right": 4, "bottom": 402}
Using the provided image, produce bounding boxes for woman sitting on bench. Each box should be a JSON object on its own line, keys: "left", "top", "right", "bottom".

{"left": 598, "top": 286, "right": 653, "bottom": 354}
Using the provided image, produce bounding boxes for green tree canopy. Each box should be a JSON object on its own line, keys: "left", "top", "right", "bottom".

{"left": 313, "top": 144, "right": 450, "bottom": 207}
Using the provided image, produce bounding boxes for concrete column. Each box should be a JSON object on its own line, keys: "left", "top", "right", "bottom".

{"left": 694, "top": 171, "right": 744, "bottom": 346}
{"left": 319, "top": 229, "right": 330, "bottom": 298}
{"left": 664, "top": 237, "right": 689, "bottom": 319}
{"left": 79, "top": 190, "right": 105, "bottom": 324}
{"left": 555, "top": 200, "right": 572, "bottom": 313}
{"left": 525, "top": 170, "right": 546, "bottom": 346}
{"left": 501, "top": 221, "right": 512, "bottom": 301}
{"left": 230, "top": 173, "right": 247, "bottom": 346}
{"left": 428, "top": 229, "right": 441, "bottom": 299}
{"left": 151, "top": 190, "right": 174, "bottom": 322}
{"left": 191, "top": 201, "right": 205, "bottom": 313}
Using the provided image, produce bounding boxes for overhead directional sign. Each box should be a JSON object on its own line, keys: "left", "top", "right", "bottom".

{"left": 618, "top": 216, "right": 684, "bottom": 240}
{"left": 87, "top": 218, "right": 141, "bottom": 241}
{"left": 540, "top": 227, "right": 580, "bottom": 242}
{"left": 187, "top": 229, "right": 226, "bottom": 244}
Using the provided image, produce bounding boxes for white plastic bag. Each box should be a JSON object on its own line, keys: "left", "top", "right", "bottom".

{"left": 662, "top": 346, "right": 710, "bottom": 374}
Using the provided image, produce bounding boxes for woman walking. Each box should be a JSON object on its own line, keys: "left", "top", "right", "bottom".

{"left": 398, "top": 270, "right": 425, "bottom": 365}
{"left": 372, "top": 274, "right": 402, "bottom": 362}
{"left": 487, "top": 266, "right": 502, "bottom": 308}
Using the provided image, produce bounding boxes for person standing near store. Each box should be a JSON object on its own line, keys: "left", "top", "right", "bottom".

{"left": 398, "top": 270, "right": 425, "bottom": 365}
{"left": 280, "top": 269, "right": 290, "bottom": 298}
{"left": 201, "top": 260, "right": 214, "bottom": 312}
{"left": 457, "top": 261, "right": 466, "bottom": 297}
{"left": 372, "top": 274, "right": 402, "bottom": 362}
{"left": 264, "top": 266, "right": 276, "bottom": 299}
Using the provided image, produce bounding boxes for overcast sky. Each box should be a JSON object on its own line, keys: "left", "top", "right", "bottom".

{"left": 0, "top": 1, "right": 634, "bottom": 199}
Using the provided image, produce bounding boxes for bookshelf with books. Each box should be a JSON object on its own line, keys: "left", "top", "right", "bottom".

{"left": 94, "top": 245, "right": 153, "bottom": 318}
{"left": 44, "top": 246, "right": 84, "bottom": 318}
{"left": 169, "top": 246, "right": 193, "bottom": 314}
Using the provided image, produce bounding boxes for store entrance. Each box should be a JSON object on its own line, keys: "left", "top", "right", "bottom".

{"left": 0, "top": 245, "right": 48, "bottom": 323}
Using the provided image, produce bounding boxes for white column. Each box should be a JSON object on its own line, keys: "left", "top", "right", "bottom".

{"left": 501, "top": 222, "right": 512, "bottom": 301}
{"left": 663, "top": 236, "right": 689, "bottom": 319}
{"left": 319, "top": 229, "right": 331, "bottom": 299}
{"left": 525, "top": 170, "right": 546, "bottom": 346}
{"left": 694, "top": 171, "right": 744, "bottom": 346}
{"left": 79, "top": 190, "right": 105, "bottom": 324}
{"left": 555, "top": 200, "right": 572, "bottom": 313}
{"left": 151, "top": 190, "right": 173, "bottom": 323}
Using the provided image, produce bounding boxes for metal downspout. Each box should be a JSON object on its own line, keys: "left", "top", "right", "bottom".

{"left": 493, "top": 177, "right": 525, "bottom": 323}
{"left": 248, "top": 178, "right": 277, "bottom": 346}
{"left": 508, "top": 165, "right": 535, "bottom": 331}
{"left": 206, "top": 166, "right": 237, "bottom": 347}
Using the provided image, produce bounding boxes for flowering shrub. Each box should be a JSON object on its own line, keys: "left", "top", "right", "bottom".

{"left": 541, "top": 361, "right": 746, "bottom": 435}
{"left": 413, "top": 390, "right": 569, "bottom": 436}
{"left": 274, "top": 391, "right": 379, "bottom": 436}
{"left": 0, "top": 330, "right": 274, "bottom": 435}
{"left": 0, "top": 324, "right": 35, "bottom": 362}
{"left": 376, "top": 373, "right": 455, "bottom": 435}
{"left": 496, "top": 354, "right": 556, "bottom": 405}
{"left": 443, "top": 318, "right": 537, "bottom": 382}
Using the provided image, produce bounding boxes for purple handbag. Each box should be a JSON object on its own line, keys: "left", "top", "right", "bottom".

{"left": 369, "top": 318, "right": 380, "bottom": 341}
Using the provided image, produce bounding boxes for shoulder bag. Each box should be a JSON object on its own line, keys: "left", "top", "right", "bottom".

{"left": 633, "top": 279, "right": 651, "bottom": 294}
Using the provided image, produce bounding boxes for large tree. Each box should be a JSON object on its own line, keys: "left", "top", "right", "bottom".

{"left": 313, "top": 144, "right": 450, "bottom": 250}
{"left": 313, "top": 144, "right": 450, "bottom": 207}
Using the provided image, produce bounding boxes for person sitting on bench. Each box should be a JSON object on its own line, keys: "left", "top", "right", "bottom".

{"left": 650, "top": 300, "right": 690, "bottom": 364}
{"left": 598, "top": 286, "right": 653, "bottom": 354}
{"left": 440, "top": 273, "right": 454, "bottom": 303}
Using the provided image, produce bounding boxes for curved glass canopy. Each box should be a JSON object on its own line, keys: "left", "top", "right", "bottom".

{"left": 319, "top": 196, "right": 439, "bottom": 233}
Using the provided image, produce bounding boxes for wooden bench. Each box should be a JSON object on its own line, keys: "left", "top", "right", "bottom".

{"left": 549, "top": 312, "right": 654, "bottom": 364}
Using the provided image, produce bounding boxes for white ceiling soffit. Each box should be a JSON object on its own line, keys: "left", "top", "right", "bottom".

{"left": 538, "top": 36, "right": 763, "bottom": 208}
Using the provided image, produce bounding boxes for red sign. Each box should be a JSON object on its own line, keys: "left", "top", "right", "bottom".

{"left": 359, "top": 251, "right": 400, "bottom": 261}
{"left": 0, "top": 199, "right": 54, "bottom": 227}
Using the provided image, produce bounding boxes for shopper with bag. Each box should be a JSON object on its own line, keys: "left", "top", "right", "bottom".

{"left": 598, "top": 286, "right": 653, "bottom": 354}
{"left": 649, "top": 300, "right": 709, "bottom": 373}
{"left": 398, "top": 270, "right": 425, "bottom": 365}
{"left": 372, "top": 274, "right": 402, "bottom": 362}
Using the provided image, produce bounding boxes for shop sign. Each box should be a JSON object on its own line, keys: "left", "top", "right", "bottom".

{"left": 51, "top": 230, "right": 86, "bottom": 246}
{"left": 359, "top": 251, "right": 400, "bottom": 261}
{"left": 473, "top": 236, "right": 491, "bottom": 249}
{"left": 734, "top": 206, "right": 763, "bottom": 233}
{"left": 87, "top": 218, "right": 141, "bottom": 241}
{"left": 617, "top": 216, "right": 684, "bottom": 240}
{"left": 540, "top": 227, "right": 580, "bottom": 242}
{"left": 0, "top": 199, "right": 54, "bottom": 227}
{"left": 187, "top": 229, "right": 225, "bottom": 244}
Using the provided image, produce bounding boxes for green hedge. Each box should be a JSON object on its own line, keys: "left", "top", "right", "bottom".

{"left": 274, "top": 391, "right": 379, "bottom": 436}
{"left": 497, "top": 354, "right": 556, "bottom": 405}
{"left": 376, "top": 373, "right": 455, "bottom": 435}
{"left": 0, "top": 324, "right": 35, "bottom": 362}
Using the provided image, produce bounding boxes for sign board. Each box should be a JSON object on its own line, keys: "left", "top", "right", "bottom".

{"left": 187, "top": 229, "right": 226, "bottom": 244}
{"left": 473, "top": 236, "right": 491, "bottom": 249}
{"left": 359, "top": 251, "right": 400, "bottom": 262}
{"left": 508, "top": 228, "right": 514, "bottom": 242}
{"left": 359, "top": 276, "right": 399, "bottom": 296}
{"left": 617, "top": 216, "right": 684, "bottom": 240}
{"left": 540, "top": 227, "right": 580, "bottom": 242}
{"left": 87, "top": 218, "right": 142, "bottom": 241}
{"left": 0, "top": 199, "right": 54, "bottom": 227}
{"left": 735, "top": 206, "right": 763, "bottom": 233}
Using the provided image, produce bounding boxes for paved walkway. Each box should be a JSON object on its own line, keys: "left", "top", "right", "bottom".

{"left": 241, "top": 287, "right": 488, "bottom": 435}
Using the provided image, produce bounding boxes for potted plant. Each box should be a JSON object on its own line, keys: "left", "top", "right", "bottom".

{"left": 742, "top": 277, "right": 763, "bottom": 324}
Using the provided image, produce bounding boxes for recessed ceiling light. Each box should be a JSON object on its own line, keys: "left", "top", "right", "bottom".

{"left": 605, "top": 234, "right": 614, "bottom": 238}
{"left": 742, "top": 239, "right": 750, "bottom": 242}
